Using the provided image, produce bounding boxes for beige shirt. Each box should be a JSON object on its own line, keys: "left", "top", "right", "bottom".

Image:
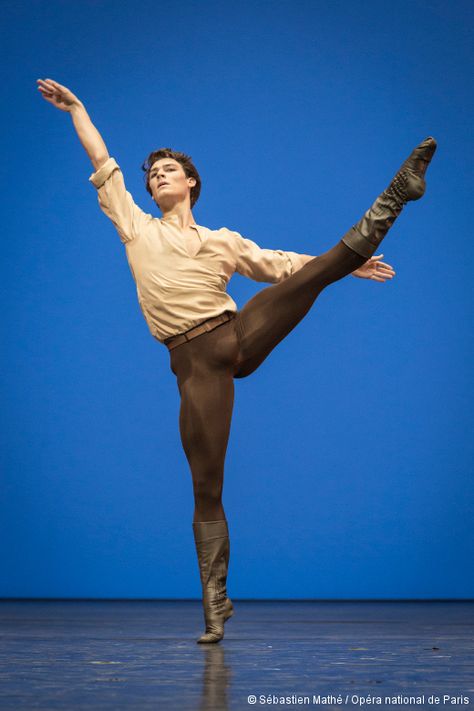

{"left": 89, "top": 157, "right": 313, "bottom": 343}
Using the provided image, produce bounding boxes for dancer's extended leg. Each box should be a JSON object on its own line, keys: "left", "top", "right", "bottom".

{"left": 234, "top": 136, "right": 437, "bottom": 378}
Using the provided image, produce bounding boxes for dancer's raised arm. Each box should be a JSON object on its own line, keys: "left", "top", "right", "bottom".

{"left": 37, "top": 78, "right": 109, "bottom": 170}
{"left": 37, "top": 78, "right": 153, "bottom": 245}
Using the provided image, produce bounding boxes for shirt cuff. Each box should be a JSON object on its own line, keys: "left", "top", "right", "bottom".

{"left": 88, "top": 157, "right": 120, "bottom": 189}
{"left": 287, "top": 253, "right": 316, "bottom": 273}
{"left": 284, "top": 252, "right": 295, "bottom": 277}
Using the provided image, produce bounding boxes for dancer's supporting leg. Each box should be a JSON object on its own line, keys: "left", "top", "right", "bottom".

{"left": 170, "top": 328, "right": 238, "bottom": 643}
{"left": 177, "top": 368, "right": 234, "bottom": 523}
{"left": 234, "top": 137, "right": 437, "bottom": 378}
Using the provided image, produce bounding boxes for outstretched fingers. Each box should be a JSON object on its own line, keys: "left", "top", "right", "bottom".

{"left": 44, "top": 78, "right": 65, "bottom": 91}
{"left": 37, "top": 79, "right": 56, "bottom": 97}
{"left": 370, "top": 254, "right": 396, "bottom": 278}
{"left": 375, "top": 264, "right": 395, "bottom": 275}
{"left": 36, "top": 78, "right": 65, "bottom": 96}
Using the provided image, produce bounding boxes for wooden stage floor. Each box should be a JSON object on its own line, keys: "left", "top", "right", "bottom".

{"left": 0, "top": 600, "right": 473, "bottom": 710}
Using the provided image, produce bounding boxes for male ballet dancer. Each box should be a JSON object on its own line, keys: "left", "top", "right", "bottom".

{"left": 37, "top": 77, "right": 436, "bottom": 643}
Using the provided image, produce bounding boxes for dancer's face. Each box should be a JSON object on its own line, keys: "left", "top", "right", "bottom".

{"left": 148, "top": 158, "right": 196, "bottom": 209}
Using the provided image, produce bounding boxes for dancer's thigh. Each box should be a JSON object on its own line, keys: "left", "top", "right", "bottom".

{"left": 233, "top": 241, "right": 365, "bottom": 378}
{"left": 178, "top": 371, "right": 235, "bottom": 483}
{"left": 169, "top": 320, "right": 239, "bottom": 482}
{"left": 233, "top": 258, "right": 321, "bottom": 379}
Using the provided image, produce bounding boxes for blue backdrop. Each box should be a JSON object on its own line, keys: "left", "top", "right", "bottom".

{"left": 1, "top": 0, "right": 473, "bottom": 599}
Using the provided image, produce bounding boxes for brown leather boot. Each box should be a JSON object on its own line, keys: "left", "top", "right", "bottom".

{"left": 193, "top": 519, "right": 234, "bottom": 644}
{"left": 342, "top": 136, "right": 437, "bottom": 258}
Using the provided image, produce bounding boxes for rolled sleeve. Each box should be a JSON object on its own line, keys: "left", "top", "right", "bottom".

{"left": 89, "top": 157, "right": 120, "bottom": 189}
{"left": 89, "top": 157, "right": 152, "bottom": 244}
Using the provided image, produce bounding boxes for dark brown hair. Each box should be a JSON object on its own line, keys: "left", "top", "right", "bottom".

{"left": 141, "top": 148, "right": 201, "bottom": 208}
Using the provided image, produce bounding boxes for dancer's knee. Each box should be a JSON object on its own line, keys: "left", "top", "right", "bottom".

{"left": 192, "top": 477, "right": 223, "bottom": 507}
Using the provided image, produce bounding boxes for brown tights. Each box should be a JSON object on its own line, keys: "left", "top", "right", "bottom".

{"left": 168, "top": 240, "right": 367, "bottom": 522}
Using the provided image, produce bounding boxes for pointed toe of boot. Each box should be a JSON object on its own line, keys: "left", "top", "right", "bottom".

{"left": 196, "top": 598, "right": 234, "bottom": 644}
{"left": 421, "top": 136, "right": 437, "bottom": 155}
{"left": 196, "top": 615, "right": 225, "bottom": 644}
{"left": 197, "top": 630, "right": 223, "bottom": 644}
{"left": 411, "top": 136, "right": 437, "bottom": 163}
{"left": 401, "top": 136, "right": 438, "bottom": 201}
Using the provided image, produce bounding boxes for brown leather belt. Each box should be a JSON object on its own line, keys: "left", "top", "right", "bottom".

{"left": 164, "top": 311, "right": 235, "bottom": 351}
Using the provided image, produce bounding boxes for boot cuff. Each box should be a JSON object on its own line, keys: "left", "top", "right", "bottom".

{"left": 341, "top": 228, "right": 375, "bottom": 259}
{"left": 193, "top": 519, "right": 229, "bottom": 542}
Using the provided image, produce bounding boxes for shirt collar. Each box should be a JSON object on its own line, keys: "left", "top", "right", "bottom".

{"left": 161, "top": 214, "right": 198, "bottom": 227}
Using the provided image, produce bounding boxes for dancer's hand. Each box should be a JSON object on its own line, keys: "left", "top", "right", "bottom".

{"left": 351, "top": 254, "right": 396, "bottom": 282}
{"left": 37, "top": 78, "right": 109, "bottom": 170}
{"left": 36, "top": 78, "right": 82, "bottom": 112}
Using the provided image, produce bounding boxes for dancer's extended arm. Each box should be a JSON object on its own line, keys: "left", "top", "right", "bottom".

{"left": 37, "top": 78, "right": 152, "bottom": 244}
{"left": 37, "top": 78, "right": 109, "bottom": 169}
{"left": 230, "top": 231, "right": 395, "bottom": 284}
